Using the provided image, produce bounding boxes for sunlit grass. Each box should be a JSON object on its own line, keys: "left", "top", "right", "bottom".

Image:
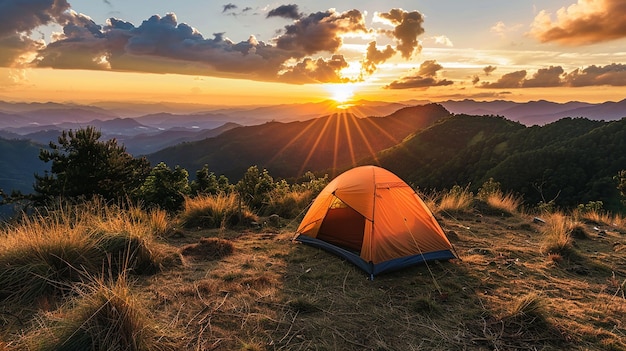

{"left": 486, "top": 191, "right": 523, "bottom": 215}
{"left": 574, "top": 208, "right": 625, "bottom": 229}
{"left": 19, "top": 275, "right": 178, "bottom": 351}
{"left": 436, "top": 185, "right": 474, "bottom": 213}
{"left": 540, "top": 212, "right": 577, "bottom": 255}
{"left": 179, "top": 193, "right": 258, "bottom": 229}
{"left": 263, "top": 189, "right": 314, "bottom": 218}
{"left": 0, "top": 200, "right": 173, "bottom": 302}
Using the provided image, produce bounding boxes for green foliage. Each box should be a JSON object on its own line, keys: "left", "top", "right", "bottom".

{"left": 477, "top": 177, "right": 502, "bottom": 200}
{"left": 577, "top": 200, "right": 604, "bottom": 213}
{"left": 138, "top": 162, "right": 190, "bottom": 212}
{"left": 617, "top": 170, "right": 626, "bottom": 197}
{"left": 376, "top": 115, "right": 626, "bottom": 212}
{"left": 236, "top": 165, "right": 276, "bottom": 211}
{"left": 190, "top": 164, "right": 232, "bottom": 195}
{"left": 33, "top": 127, "right": 150, "bottom": 204}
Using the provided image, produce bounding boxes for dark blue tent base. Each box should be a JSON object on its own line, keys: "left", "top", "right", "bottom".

{"left": 295, "top": 235, "right": 456, "bottom": 278}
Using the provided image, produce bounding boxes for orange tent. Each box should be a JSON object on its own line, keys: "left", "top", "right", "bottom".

{"left": 295, "top": 165, "right": 455, "bottom": 277}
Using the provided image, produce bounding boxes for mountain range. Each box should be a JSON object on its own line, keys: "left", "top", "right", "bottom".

{"left": 1, "top": 98, "right": 625, "bottom": 213}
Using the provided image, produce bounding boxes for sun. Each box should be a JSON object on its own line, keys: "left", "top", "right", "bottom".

{"left": 325, "top": 83, "right": 355, "bottom": 107}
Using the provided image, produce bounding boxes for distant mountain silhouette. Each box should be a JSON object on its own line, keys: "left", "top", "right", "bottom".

{"left": 147, "top": 104, "right": 450, "bottom": 179}
{"left": 439, "top": 99, "right": 626, "bottom": 125}
{"left": 119, "top": 122, "right": 241, "bottom": 155}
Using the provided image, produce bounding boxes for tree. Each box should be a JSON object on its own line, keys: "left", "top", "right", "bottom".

{"left": 33, "top": 127, "right": 150, "bottom": 204}
{"left": 616, "top": 170, "right": 626, "bottom": 209}
{"left": 138, "top": 162, "right": 190, "bottom": 212}
{"left": 191, "top": 164, "right": 232, "bottom": 195}
{"left": 235, "top": 165, "right": 275, "bottom": 210}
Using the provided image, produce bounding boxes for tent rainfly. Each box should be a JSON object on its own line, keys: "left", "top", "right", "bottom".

{"left": 295, "top": 165, "right": 456, "bottom": 277}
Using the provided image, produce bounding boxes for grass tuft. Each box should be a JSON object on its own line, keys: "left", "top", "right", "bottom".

{"left": 20, "top": 275, "right": 178, "bottom": 351}
{"left": 0, "top": 200, "right": 173, "bottom": 302}
{"left": 436, "top": 185, "right": 474, "bottom": 213}
{"left": 179, "top": 193, "right": 258, "bottom": 229}
{"left": 485, "top": 192, "right": 522, "bottom": 215}
{"left": 540, "top": 212, "right": 576, "bottom": 256}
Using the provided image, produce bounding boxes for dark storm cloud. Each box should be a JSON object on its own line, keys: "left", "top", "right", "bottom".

{"left": 267, "top": 4, "right": 301, "bottom": 20}
{"left": 377, "top": 9, "right": 425, "bottom": 59}
{"left": 531, "top": 0, "right": 626, "bottom": 45}
{"left": 384, "top": 60, "right": 453, "bottom": 89}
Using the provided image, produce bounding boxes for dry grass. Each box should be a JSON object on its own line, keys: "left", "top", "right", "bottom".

{"left": 179, "top": 193, "right": 258, "bottom": 229}
{"left": 486, "top": 192, "right": 522, "bottom": 215}
{"left": 0, "top": 200, "right": 175, "bottom": 302}
{"left": 540, "top": 211, "right": 576, "bottom": 255}
{"left": 2, "top": 197, "right": 626, "bottom": 350}
{"left": 436, "top": 185, "right": 474, "bottom": 213}
{"left": 575, "top": 208, "right": 626, "bottom": 229}
{"left": 17, "top": 275, "right": 178, "bottom": 351}
{"left": 263, "top": 189, "right": 313, "bottom": 218}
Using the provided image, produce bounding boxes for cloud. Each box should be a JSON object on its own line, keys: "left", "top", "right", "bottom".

{"left": 472, "top": 75, "right": 480, "bottom": 85}
{"left": 274, "top": 9, "right": 368, "bottom": 55}
{"left": 522, "top": 66, "right": 564, "bottom": 87}
{"left": 361, "top": 41, "right": 395, "bottom": 75}
{"left": 0, "top": 0, "right": 72, "bottom": 66}
{"left": 432, "top": 35, "right": 453, "bottom": 47}
{"left": 563, "top": 63, "right": 626, "bottom": 86}
{"left": 222, "top": 4, "right": 237, "bottom": 13}
{"left": 384, "top": 60, "right": 453, "bottom": 89}
{"left": 278, "top": 55, "right": 351, "bottom": 84}
{"left": 483, "top": 65, "right": 497, "bottom": 76}
{"left": 480, "top": 63, "right": 626, "bottom": 88}
{"left": 0, "top": 3, "right": 424, "bottom": 85}
{"left": 267, "top": 4, "right": 301, "bottom": 20}
{"left": 490, "top": 21, "right": 523, "bottom": 38}
{"left": 376, "top": 9, "right": 425, "bottom": 59}
{"left": 481, "top": 70, "right": 527, "bottom": 88}
{"left": 531, "top": 0, "right": 626, "bottom": 45}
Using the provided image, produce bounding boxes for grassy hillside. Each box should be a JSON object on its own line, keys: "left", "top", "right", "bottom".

{"left": 1, "top": 195, "right": 625, "bottom": 350}
{"left": 148, "top": 104, "right": 450, "bottom": 180}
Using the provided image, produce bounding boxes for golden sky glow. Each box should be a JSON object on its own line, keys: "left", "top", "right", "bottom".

{"left": 0, "top": 0, "right": 625, "bottom": 106}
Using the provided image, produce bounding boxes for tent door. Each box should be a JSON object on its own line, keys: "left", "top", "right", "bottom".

{"left": 316, "top": 205, "right": 365, "bottom": 253}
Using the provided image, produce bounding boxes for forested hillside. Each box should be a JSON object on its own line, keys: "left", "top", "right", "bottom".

{"left": 373, "top": 115, "right": 626, "bottom": 211}
{"left": 148, "top": 104, "right": 449, "bottom": 179}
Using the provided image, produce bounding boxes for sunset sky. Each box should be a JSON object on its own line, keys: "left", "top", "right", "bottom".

{"left": 1, "top": 0, "right": 625, "bottom": 106}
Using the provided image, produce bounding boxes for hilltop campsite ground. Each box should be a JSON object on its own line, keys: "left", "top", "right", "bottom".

{"left": 1, "top": 191, "right": 625, "bottom": 351}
